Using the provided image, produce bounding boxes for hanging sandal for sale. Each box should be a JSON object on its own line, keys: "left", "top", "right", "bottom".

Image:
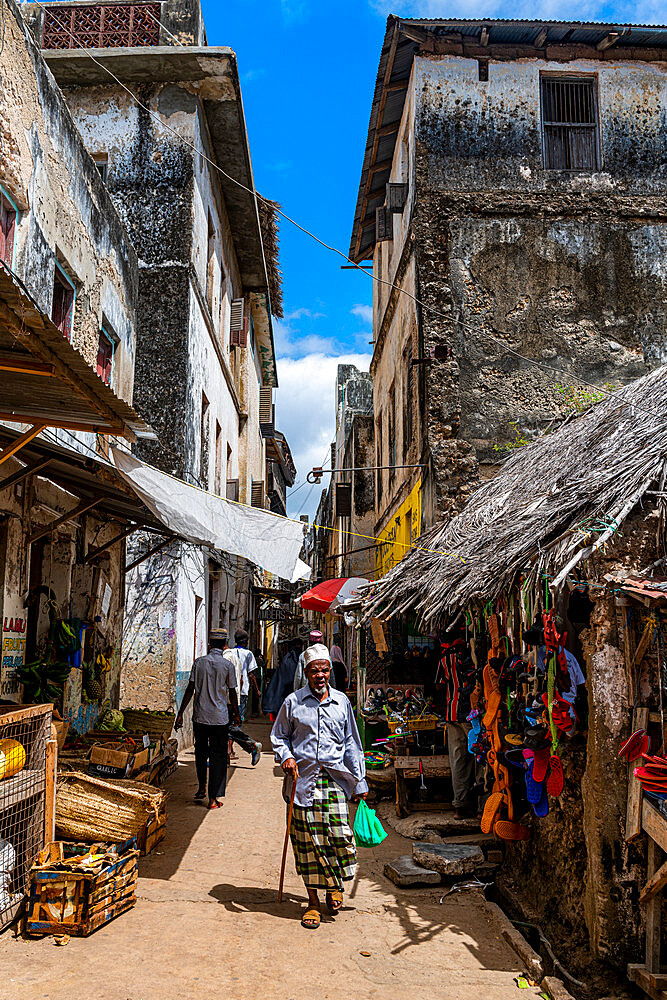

{"left": 480, "top": 791, "right": 504, "bottom": 834}
{"left": 546, "top": 755, "right": 564, "bottom": 797}
{"left": 619, "top": 730, "right": 650, "bottom": 762}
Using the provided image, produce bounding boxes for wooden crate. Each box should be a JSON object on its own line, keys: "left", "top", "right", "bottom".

{"left": 26, "top": 839, "right": 138, "bottom": 937}
{"left": 138, "top": 810, "right": 166, "bottom": 855}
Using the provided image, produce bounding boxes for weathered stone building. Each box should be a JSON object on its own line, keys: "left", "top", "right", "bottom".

{"left": 350, "top": 16, "right": 667, "bottom": 550}
{"left": 0, "top": 0, "right": 156, "bottom": 729}
{"left": 25, "top": 0, "right": 286, "bottom": 719}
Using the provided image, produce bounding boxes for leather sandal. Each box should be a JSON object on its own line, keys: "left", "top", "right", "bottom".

{"left": 326, "top": 890, "right": 343, "bottom": 912}
{"left": 301, "top": 907, "right": 321, "bottom": 929}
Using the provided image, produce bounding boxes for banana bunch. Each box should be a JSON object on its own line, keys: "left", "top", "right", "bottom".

{"left": 16, "top": 659, "right": 72, "bottom": 703}
{"left": 53, "top": 620, "right": 80, "bottom": 655}
{"left": 96, "top": 652, "right": 112, "bottom": 674}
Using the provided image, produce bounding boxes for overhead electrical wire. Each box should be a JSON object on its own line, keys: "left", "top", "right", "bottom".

{"left": 15, "top": 4, "right": 664, "bottom": 572}
{"left": 21, "top": 0, "right": 662, "bottom": 424}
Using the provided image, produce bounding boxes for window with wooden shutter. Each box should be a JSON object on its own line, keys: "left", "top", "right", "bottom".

{"left": 52, "top": 265, "right": 75, "bottom": 340}
{"left": 251, "top": 480, "right": 265, "bottom": 508}
{"left": 336, "top": 483, "right": 352, "bottom": 519}
{"left": 386, "top": 183, "right": 408, "bottom": 213}
{"left": 0, "top": 191, "right": 17, "bottom": 269}
{"left": 230, "top": 298, "right": 247, "bottom": 347}
{"left": 96, "top": 328, "right": 114, "bottom": 386}
{"left": 259, "top": 387, "right": 274, "bottom": 436}
{"left": 375, "top": 206, "right": 393, "bottom": 242}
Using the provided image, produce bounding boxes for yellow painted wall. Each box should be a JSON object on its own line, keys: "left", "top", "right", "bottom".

{"left": 376, "top": 478, "right": 421, "bottom": 578}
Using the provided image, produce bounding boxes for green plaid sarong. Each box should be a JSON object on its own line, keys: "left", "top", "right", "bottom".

{"left": 290, "top": 771, "right": 357, "bottom": 890}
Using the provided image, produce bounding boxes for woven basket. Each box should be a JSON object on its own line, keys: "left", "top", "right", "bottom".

{"left": 121, "top": 709, "right": 175, "bottom": 737}
{"left": 55, "top": 772, "right": 167, "bottom": 843}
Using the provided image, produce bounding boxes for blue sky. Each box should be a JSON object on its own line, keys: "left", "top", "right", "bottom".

{"left": 201, "top": 0, "right": 664, "bottom": 517}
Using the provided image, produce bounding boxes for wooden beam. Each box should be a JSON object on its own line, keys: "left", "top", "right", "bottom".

{"left": 645, "top": 838, "right": 663, "bottom": 973}
{"left": 597, "top": 31, "right": 620, "bottom": 51}
{"left": 626, "top": 707, "right": 649, "bottom": 842}
{"left": 29, "top": 497, "right": 99, "bottom": 543}
{"left": 0, "top": 354, "right": 55, "bottom": 376}
{"left": 125, "top": 536, "right": 175, "bottom": 572}
{"left": 634, "top": 620, "right": 655, "bottom": 668}
{"left": 376, "top": 122, "right": 400, "bottom": 138}
{"left": 385, "top": 79, "right": 409, "bottom": 91}
{"left": 627, "top": 965, "right": 667, "bottom": 998}
{"left": 0, "top": 424, "right": 47, "bottom": 467}
{"left": 643, "top": 799, "right": 667, "bottom": 854}
{"left": 535, "top": 28, "right": 548, "bottom": 47}
{"left": 0, "top": 411, "right": 120, "bottom": 433}
{"left": 640, "top": 857, "right": 667, "bottom": 905}
{"left": 0, "top": 457, "right": 51, "bottom": 492}
{"left": 83, "top": 523, "right": 140, "bottom": 564}
{"left": 369, "top": 158, "right": 393, "bottom": 175}
{"left": 43, "top": 738, "right": 57, "bottom": 848}
{"left": 480, "top": 26, "right": 489, "bottom": 46}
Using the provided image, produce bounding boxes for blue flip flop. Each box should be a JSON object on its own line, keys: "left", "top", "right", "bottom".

{"left": 532, "top": 778, "right": 549, "bottom": 817}
{"left": 525, "top": 760, "right": 544, "bottom": 805}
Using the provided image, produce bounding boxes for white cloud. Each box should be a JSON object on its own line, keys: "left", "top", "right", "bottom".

{"left": 285, "top": 307, "right": 326, "bottom": 321}
{"left": 351, "top": 303, "right": 373, "bottom": 325}
{"left": 275, "top": 352, "right": 372, "bottom": 519}
{"left": 370, "top": 0, "right": 664, "bottom": 22}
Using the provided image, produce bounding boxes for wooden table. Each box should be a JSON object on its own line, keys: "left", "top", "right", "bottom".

{"left": 394, "top": 754, "right": 452, "bottom": 817}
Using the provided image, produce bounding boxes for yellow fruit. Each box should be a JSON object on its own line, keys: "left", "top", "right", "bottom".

{"left": 0, "top": 739, "right": 26, "bottom": 780}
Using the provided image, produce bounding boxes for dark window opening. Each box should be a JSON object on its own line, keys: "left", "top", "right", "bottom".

{"left": 92, "top": 153, "right": 108, "bottom": 183}
{"left": 0, "top": 190, "right": 17, "bottom": 269}
{"left": 200, "top": 391, "right": 210, "bottom": 486}
{"left": 541, "top": 76, "right": 599, "bottom": 171}
{"left": 206, "top": 211, "right": 216, "bottom": 315}
{"left": 51, "top": 265, "right": 75, "bottom": 339}
{"left": 96, "top": 328, "right": 114, "bottom": 385}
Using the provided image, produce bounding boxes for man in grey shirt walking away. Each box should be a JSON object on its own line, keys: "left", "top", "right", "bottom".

{"left": 176, "top": 627, "right": 240, "bottom": 810}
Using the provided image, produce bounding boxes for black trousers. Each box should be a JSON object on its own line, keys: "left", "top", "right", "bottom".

{"left": 229, "top": 723, "right": 256, "bottom": 755}
{"left": 193, "top": 721, "right": 229, "bottom": 799}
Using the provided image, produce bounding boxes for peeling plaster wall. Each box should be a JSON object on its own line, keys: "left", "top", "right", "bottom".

{"left": 63, "top": 75, "right": 267, "bottom": 717}
{"left": 0, "top": 2, "right": 139, "bottom": 720}
{"left": 414, "top": 54, "right": 667, "bottom": 477}
{"left": 373, "top": 53, "right": 667, "bottom": 535}
{"left": 1, "top": 1, "right": 138, "bottom": 407}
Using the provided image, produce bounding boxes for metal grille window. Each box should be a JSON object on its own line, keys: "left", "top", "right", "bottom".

{"left": 42, "top": 3, "right": 161, "bottom": 50}
{"left": 541, "top": 77, "right": 599, "bottom": 171}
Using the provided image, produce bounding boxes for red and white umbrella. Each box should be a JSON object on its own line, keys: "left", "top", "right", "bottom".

{"left": 299, "top": 577, "right": 370, "bottom": 613}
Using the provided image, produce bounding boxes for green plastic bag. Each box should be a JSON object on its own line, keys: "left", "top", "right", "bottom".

{"left": 353, "top": 799, "right": 388, "bottom": 848}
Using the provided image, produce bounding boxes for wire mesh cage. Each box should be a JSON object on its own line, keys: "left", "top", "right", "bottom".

{"left": 0, "top": 705, "right": 52, "bottom": 931}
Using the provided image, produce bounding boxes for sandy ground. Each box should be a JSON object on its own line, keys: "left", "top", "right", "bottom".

{"left": 0, "top": 722, "right": 541, "bottom": 1000}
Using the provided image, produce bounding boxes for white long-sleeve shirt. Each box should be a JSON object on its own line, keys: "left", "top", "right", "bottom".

{"left": 271, "top": 685, "right": 367, "bottom": 807}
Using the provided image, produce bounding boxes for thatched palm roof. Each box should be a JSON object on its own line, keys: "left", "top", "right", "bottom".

{"left": 258, "top": 195, "right": 284, "bottom": 319}
{"left": 365, "top": 366, "right": 667, "bottom": 626}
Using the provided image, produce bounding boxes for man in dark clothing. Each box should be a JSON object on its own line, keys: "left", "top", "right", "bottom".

{"left": 435, "top": 632, "right": 480, "bottom": 818}
{"left": 175, "top": 627, "right": 240, "bottom": 810}
{"left": 263, "top": 639, "right": 302, "bottom": 718}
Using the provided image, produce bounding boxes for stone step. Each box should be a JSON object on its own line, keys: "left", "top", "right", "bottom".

{"left": 383, "top": 855, "right": 442, "bottom": 888}
{"left": 412, "top": 841, "right": 485, "bottom": 876}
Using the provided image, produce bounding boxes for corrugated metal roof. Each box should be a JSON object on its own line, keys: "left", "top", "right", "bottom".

{"left": 349, "top": 15, "right": 667, "bottom": 261}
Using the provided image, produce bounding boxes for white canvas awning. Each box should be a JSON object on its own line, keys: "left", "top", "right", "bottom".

{"left": 112, "top": 448, "right": 310, "bottom": 583}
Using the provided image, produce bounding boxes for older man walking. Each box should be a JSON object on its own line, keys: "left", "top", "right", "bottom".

{"left": 271, "top": 644, "right": 367, "bottom": 929}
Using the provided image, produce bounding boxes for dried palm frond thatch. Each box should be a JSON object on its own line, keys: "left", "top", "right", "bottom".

{"left": 258, "top": 195, "right": 283, "bottom": 318}
{"left": 365, "top": 366, "right": 667, "bottom": 626}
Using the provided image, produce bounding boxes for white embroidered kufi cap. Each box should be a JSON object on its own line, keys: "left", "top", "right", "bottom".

{"left": 303, "top": 643, "right": 331, "bottom": 666}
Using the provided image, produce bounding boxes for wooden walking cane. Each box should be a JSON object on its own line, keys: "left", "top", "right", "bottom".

{"left": 278, "top": 765, "right": 298, "bottom": 903}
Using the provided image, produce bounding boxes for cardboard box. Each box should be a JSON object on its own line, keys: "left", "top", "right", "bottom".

{"left": 87, "top": 742, "right": 150, "bottom": 779}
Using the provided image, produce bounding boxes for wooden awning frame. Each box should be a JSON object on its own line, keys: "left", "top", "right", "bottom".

{"left": 0, "top": 263, "right": 153, "bottom": 462}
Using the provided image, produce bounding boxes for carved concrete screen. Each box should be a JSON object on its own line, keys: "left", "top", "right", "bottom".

{"left": 42, "top": 3, "right": 161, "bottom": 49}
